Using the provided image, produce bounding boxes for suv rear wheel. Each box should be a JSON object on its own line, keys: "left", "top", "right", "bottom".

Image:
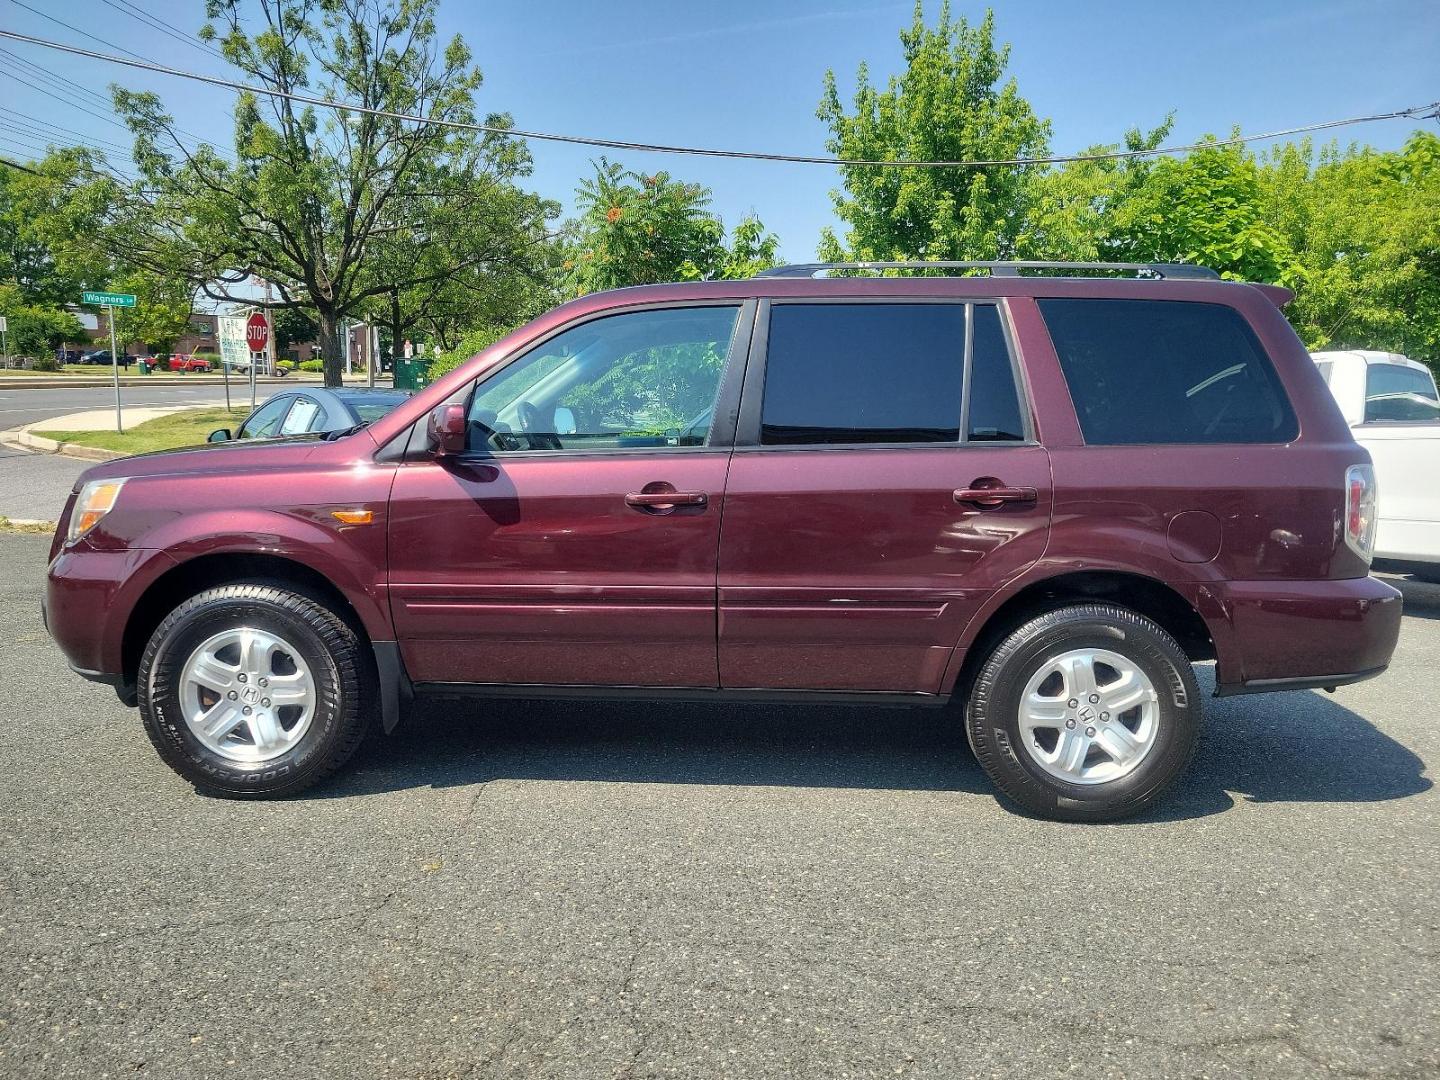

{"left": 966, "top": 604, "right": 1200, "bottom": 822}
{"left": 137, "top": 584, "right": 371, "bottom": 798}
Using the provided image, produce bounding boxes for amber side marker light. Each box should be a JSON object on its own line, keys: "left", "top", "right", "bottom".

{"left": 331, "top": 509, "right": 374, "bottom": 525}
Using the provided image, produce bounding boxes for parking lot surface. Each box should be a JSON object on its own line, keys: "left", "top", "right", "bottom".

{"left": 1, "top": 532, "right": 1435, "bottom": 1079}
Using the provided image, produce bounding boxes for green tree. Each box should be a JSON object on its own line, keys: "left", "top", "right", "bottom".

{"left": 109, "top": 0, "right": 553, "bottom": 385}
{"left": 1016, "top": 120, "right": 1174, "bottom": 261}
{"left": 1105, "top": 137, "right": 1296, "bottom": 283}
{"left": 111, "top": 270, "right": 198, "bottom": 354}
{"left": 569, "top": 159, "right": 724, "bottom": 291}
{"left": 568, "top": 160, "right": 780, "bottom": 291}
{"left": 0, "top": 283, "right": 85, "bottom": 360}
{"left": 816, "top": 2, "right": 1049, "bottom": 262}
{"left": 715, "top": 214, "right": 782, "bottom": 279}
{"left": 1262, "top": 133, "right": 1440, "bottom": 367}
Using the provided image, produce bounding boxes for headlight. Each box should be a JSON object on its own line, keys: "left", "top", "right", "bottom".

{"left": 68, "top": 478, "right": 126, "bottom": 544}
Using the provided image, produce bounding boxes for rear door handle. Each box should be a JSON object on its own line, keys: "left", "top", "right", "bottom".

{"left": 953, "top": 485, "right": 1038, "bottom": 508}
{"left": 625, "top": 491, "right": 708, "bottom": 512}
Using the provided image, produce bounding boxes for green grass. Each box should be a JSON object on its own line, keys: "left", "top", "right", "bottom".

{"left": 35, "top": 407, "right": 250, "bottom": 455}
{"left": 0, "top": 516, "right": 54, "bottom": 533}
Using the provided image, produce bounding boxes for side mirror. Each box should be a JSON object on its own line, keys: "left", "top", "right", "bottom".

{"left": 427, "top": 403, "right": 467, "bottom": 457}
{"left": 207, "top": 428, "right": 232, "bottom": 443}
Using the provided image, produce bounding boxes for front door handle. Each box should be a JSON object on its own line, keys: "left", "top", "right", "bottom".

{"left": 953, "top": 484, "right": 1038, "bottom": 509}
{"left": 625, "top": 490, "right": 708, "bottom": 513}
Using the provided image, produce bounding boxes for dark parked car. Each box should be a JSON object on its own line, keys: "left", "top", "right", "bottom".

{"left": 78, "top": 350, "right": 133, "bottom": 368}
{"left": 206, "top": 387, "right": 411, "bottom": 442}
{"left": 44, "top": 262, "right": 1401, "bottom": 820}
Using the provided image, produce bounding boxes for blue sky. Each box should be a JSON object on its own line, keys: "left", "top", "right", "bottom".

{"left": 2, "top": 0, "right": 1438, "bottom": 261}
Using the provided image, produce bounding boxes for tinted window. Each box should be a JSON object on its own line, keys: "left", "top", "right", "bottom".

{"left": 968, "top": 305, "right": 1025, "bottom": 441}
{"left": 1364, "top": 363, "right": 1440, "bottom": 423}
{"left": 467, "top": 305, "right": 738, "bottom": 451}
{"left": 240, "top": 396, "right": 292, "bottom": 439}
{"left": 761, "top": 304, "right": 964, "bottom": 444}
{"left": 1040, "top": 299, "right": 1297, "bottom": 445}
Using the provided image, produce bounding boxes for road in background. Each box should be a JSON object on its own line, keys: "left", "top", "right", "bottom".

{"left": 0, "top": 384, "right": 233, "bottom": 522}
{"left": 0, "top": 383, "right": 231, "bottom": 431}
{"left": 0, "top": 530, "right": 1434, "bottom": 1079}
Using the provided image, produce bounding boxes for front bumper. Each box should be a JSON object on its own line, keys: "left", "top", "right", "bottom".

{"left": 1201, "top": 575, "right": 1403, "bottom": 695}
{"left": 45, "top": 542, "right": 175, "bottom": 687}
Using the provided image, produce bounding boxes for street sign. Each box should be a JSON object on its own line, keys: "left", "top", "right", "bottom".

{"left": 245, "top": 312, "right": 270, "bottom": 352}
{"left": 81, "top": 290, "right": 137, "bottom": 308}
{"left": 0, "top": 316, "right": 7, "bottom": 332}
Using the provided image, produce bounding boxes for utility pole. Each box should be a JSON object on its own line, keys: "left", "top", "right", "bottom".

{"left": 263, "top": 277, "right": 275, "bottom": 376}
{"left": 368, "top": 324, "right": 378, "bottom": 389}
{"left": 108, "top": 304, "right": 122, "bottom": 432}
{"left": 248, "top": 304, "right": 257, "bottom": 412}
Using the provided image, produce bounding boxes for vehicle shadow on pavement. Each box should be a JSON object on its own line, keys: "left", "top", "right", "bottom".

{"left": 1386, "top": 574, "right": 1440, "bottom": 622}
{"left": 315, "top": 665, "right": 1430, "bottom": 822}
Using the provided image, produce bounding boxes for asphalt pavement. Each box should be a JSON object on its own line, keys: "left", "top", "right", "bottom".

{"left": 0, "top": 532, "right": 1435, "bottom": 1079}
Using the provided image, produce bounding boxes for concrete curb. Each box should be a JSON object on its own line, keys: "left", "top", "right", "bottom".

{"left": 2, "top": 424, "right": 131, "bottom": 462}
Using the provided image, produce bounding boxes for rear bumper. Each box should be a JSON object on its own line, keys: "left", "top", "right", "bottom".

{"left": 1198, "top": 575, "right": 1402, "bottom": 695}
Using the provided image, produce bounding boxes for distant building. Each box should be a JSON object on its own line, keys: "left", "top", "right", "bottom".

{"left": 64, "top": 311, "right": 219, "bottom": 358}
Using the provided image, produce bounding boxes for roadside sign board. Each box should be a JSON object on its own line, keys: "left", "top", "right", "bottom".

{"left": 81, "top": 290, "right": 137, "bottom": 308}
{"left": 217, "top": 315, "right": 250, "bottom": 369}
{"left": 245, "top": 312, "right": 270, "bottom": 352}
{"left": 0, "top": 316, "right": 7, "bottom": 333}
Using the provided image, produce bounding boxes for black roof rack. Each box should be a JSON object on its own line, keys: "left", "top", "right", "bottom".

{"left": 755, "top": 260, "right": 1220, "bottom": 280}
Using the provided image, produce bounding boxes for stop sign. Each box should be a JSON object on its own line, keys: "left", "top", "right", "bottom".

{"left": 245, "top": 312, "right": 270, "bottom": 352}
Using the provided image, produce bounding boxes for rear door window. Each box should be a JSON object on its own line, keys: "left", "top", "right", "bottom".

{"left": 759, "top": 303, "right": 1024, "bottom": 445}
{"left": 1039, "top": 299, "right": 1297, "bottom": 445}
{"left": 280, "top": 397, "right": 322, "bottom": 435}
{"left": 967, "top": 305, "right": 1026, "bottom": 442}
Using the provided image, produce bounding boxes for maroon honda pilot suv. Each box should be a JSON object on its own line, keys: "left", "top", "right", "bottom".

{"left": 44, "top": 262, "right": 1402, "bottom": 821}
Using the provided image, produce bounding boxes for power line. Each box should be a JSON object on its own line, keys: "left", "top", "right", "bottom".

{"left": 0, "top": 107, "right": 135, "bottom": 154}
{"left": 1, "top": 27, "right": 1436, "bottom": 169}
{"left": 0, "top": 157, "right": 41, "bottom": 174}
{"left": 0, "top": 15, "right": 234, "bottom": 162}
{"left": 96, "top": 0, "right": 228, "bottom": 63}
{"left": 0, "top": 70, "right": 135, "bottom": 133}
{"left": 4, "top": 0, "right": 153, "bottom": 63}
{"left": 0, "top": 45, "right": 116, "bottom": 109}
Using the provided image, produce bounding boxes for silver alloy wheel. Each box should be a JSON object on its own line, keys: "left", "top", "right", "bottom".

{"left": 178, "top": 627, "right": 316, "bottom": 763}
{"left": 1017, "top": 647, "right": 1160, "bottom": 786}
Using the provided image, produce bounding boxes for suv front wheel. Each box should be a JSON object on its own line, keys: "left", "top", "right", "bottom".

{"left": 137, "top": 584, "right": 372, "bottom": 797}
{"left": 966, "top": 604, "right": 1201, "bottom": 822}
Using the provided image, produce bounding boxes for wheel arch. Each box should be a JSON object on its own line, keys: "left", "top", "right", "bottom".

{"left": 120, "top": 551, "right": 376, "bottom": 701}
{"left": 947, "top": 569, "right": 1216, "bottom": 699}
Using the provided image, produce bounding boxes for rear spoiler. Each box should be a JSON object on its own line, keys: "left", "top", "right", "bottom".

{"left": 1250, "top": 283, "right": 1295, "bottom": 308}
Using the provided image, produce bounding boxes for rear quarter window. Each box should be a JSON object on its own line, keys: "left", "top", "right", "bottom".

{"left": 1039, "top": 298, "right": 1298, "bottom": 445}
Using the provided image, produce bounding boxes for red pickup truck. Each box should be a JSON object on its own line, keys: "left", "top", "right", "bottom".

{"left": 44, "top": 261, "right": 1401, "bottom": 820}
{"left": 166, "top": 355, "right": 213, "bottom": 373}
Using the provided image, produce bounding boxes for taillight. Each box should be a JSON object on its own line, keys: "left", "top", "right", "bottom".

{"left": 1344, "top": 464, "right": 1377, "bottom": 561}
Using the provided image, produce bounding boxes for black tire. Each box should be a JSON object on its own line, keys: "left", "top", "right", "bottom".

{"left": 138, "top": 583, "right": 373, "bottom": 798}
{"left": 966, "top": 604, "right": 1201, "bottom": 823}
